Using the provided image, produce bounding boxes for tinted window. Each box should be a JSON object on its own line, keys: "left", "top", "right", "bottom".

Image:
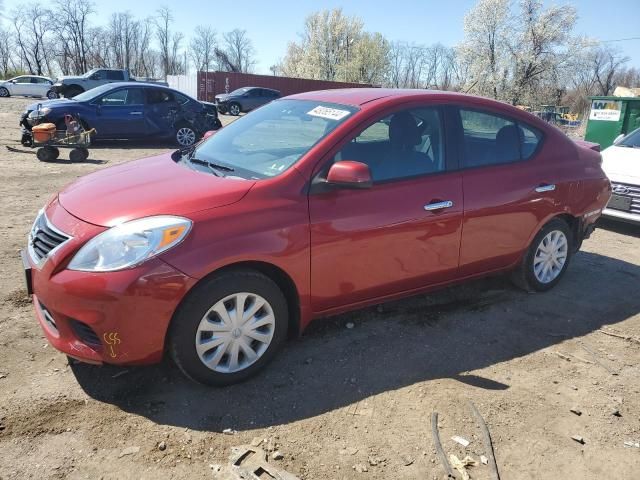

{"left": 521, "top": 123, "right": 542, "bottom": 159}
{"left": 174, "top": 92, "right": 191, "bottom": 105}
{"left": 459, "top": 109, "right": 541, "bottom": 167}
{"left": 32, "top": 77, "right": 51, "bottom": 84}
{"left": 15, "top": 76, "right": 31, "bottom": 84}
{"left": 98, "top": 88, "right": 143, "bottom": 106}
{"left": 619, "top": 128, "right": 640, "bottom": 148}
{"left": 147, "top": 89, "right": 174, "bottom": 104}
{"left": 106, "top": 70, "right": 125, "bottom": 80}
{"left": 335, "top": 107, "right": 445, "bottom": 182}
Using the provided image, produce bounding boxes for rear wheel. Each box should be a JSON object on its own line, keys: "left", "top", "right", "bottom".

{"left": 36, "top": 147, "right": 58, "bottom": 162}
{"left": 175, "top": 124, "right": 197, "bottom": 147}
{"left": 69, "top": 147, "right": 88, "bottom": 162}
{"left": 512, "top": 218, "right": 573, "bottom": 292}
{"left": 169, "top": 270, "right": 289, "bottom": 386}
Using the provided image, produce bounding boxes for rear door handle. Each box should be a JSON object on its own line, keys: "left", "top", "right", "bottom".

{"left": 424, "top": 200, "right": 454, "bottom": 211}
{"left": 535, "top": 184, "right": 556, "bottom": 193}
{"left": 129, "top": 111, "right": 143, "bottom": 115}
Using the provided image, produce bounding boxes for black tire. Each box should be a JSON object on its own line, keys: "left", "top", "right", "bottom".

{"left": 21, "top": 132, "right": 32, "bottom": 147}
{"left": 64, "top": 85, "right": 83, "bottom": 98}
{"left": 46, "top": 90, "right": 59, "bottom": 99}
{"left": 45, "top": 146, "right": 60, "bottom": 160}
{"left": 512, "top": 218, "right": 573, "bottom": 292}
{"left": 36, "top": 147, "right": 52, "bottom": 162}
{"left": 228, "top": 102, "right": 241, "bottom": 116}
{"left": 69, "top": 148, "right": 88, "bottom": 162}
{"left": 0, "top": 87, "right": 9, "bottom": 98}
{"left": 169, "top": 269, "right": 289, "bottom": 386}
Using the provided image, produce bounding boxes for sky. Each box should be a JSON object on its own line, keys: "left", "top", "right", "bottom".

{"left": 2, "top": 0, "right": 640, "bottom": 72}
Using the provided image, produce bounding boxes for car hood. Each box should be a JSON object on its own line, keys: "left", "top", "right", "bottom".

{"left": 26, "top": 98, "right": 76, "bottom": 111}
{"left": 602, "top": 146, "right": 640, "bottom": 184}
{"left": 58, "top": 153, "right": 256, "bottom": 227}
{"left": 215, "top": 94, "right": 233, "bottom": 101}
{"left": 55, "top": 75, "right": 84, "bottom": 82}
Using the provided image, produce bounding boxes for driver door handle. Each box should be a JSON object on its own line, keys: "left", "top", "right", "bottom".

{"left": 424, "top": 200, "right": 454, "bottom": 211}
{"left": 129, "top": 111, "right": 143, "bottom": 115}
{"left": 535, "top": 184, "right": 556, "bottom": 193}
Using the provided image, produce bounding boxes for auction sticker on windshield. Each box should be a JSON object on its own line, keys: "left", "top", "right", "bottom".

{"left": 307, "top": 106, "right": 351, "bottom": 121}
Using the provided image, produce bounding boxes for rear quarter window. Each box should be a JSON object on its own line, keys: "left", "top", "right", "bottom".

{"left": 459, "top": 108, "right": 543, "bottom": 167}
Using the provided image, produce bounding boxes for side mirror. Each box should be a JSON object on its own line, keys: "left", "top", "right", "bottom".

{"left": 613, "top": 133, "right": 625, "bottom": 145}
{"left": 326, "top": 161, "right": 372, "bottom": 189}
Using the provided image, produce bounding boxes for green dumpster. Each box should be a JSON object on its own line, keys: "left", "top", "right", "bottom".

{"left": 584, "top": 96, "right": 640, "bottom": 149}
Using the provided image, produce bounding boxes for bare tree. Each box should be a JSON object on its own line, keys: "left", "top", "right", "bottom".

{"left": 154, "top": 6, "right": 183, "bottom": 77}
{"left": 592, "top": 45, "right": 629, "bottom": 96}
{"left": 11, "top": 4, "right": 54, "bottom": 75}
{"left": 221, "top": 29, "right": 255, "bottom": 73}
{"left": 53, "top": 0, "right": 94, "bottom": 74}
{"left": 190, "top": 26, "right": 217, "bottom": 72}
{"left": 0, "top": 26, "right": 12, "bottom": 77}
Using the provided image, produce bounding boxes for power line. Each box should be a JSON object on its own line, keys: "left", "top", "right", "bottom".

{"left": 600, "top": 36, "right": 640, "bottom": 43}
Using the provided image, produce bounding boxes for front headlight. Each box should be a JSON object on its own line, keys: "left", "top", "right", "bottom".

{"left": 68, "top": 216, "right": 192, "bottom": 272}
{"left": 29, "top": 107, "right": 52, "bottom": 118}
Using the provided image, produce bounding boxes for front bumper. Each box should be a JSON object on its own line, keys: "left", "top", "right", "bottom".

{"left": 602, "top": 208, "right": 640, "bottom": 225}
{"left": 27, "top": 200, "right": 197, "bottom": 365}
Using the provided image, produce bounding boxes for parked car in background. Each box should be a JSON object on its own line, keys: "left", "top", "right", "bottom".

{"left": 601, "top": 127, "right": 640, "bottom": 224}
{"left": 24, "top": 89, "right": 610, "bottom": 386}
{"left": 51, "top": 68, "right": 168, "bottom": 98}
{"left": 21, "top": 82, "right": 221, "bottom": 147}
{"left": 0, "top": 75, "right": 58, "bottom": 99}
{"left": 215, "top": 86, "right": 280, "bottom": 115}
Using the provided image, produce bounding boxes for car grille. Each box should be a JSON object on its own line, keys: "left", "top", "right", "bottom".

{"left": 39, "top": 301, "right": 59, "bottom": 334}
{"left": 69, "top": 319, "right": 102, "bottom": 347}
{"left": 610, "top": 182, "right": 640, "bottom": 214}
{"left": 28, "top": 211, "right": 71, "bottom": 264}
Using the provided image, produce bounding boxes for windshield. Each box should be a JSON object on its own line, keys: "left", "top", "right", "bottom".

{"left": 619, "top": 128, "right": 640, "bottom": 148}
{"left": 193, "top": 99, "right": 357, "bottom": 179}
{"left": 230, "top": 88, "right": 250, "bottom": 95}
{"left": 73, "top": 84, "right": 117, "bottom": 102}
{"left": 82, "top": 68, "right": 98, "bottom": 78}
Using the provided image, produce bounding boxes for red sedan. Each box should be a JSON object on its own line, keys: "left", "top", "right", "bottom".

{"left": 24, "top": 89, "right": 611, "bottom": 385}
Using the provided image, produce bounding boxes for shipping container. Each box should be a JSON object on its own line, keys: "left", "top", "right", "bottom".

{"left": 195, "top": 71, "right": 375, "bottom": 102}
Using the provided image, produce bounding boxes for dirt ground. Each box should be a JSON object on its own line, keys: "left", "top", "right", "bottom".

{"left": 0, "top": 96, "right": 639, "bottom": 480}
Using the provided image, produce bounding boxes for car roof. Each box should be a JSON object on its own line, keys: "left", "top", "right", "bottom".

{"left": 286, "top": 88, "right": 482, "bottom": 107}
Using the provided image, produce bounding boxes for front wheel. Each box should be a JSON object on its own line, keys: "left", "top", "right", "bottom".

{"left": 46, "top": 90, "right": 59, "bottom": 99}
{"left": 0, "top": 87, "right": 9, "bottom": 97}
{"left": 228, "top": 102, "right": 241, "bottom": 116}
{"left": 512, "top": 218, "right": 573, "bottom": 292}
{"left": 169, "top": 270, "right": 289, "bottom": 386}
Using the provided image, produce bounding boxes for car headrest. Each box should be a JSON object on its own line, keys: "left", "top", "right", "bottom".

{"left": 389, "top": 112, "right": 421, "bottom": 150}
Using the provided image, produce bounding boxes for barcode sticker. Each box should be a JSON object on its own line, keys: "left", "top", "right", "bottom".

{"left": 307, "top": 106, "right": 351, "bottom": 121}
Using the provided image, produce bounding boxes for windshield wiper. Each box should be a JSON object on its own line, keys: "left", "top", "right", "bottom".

{"left": 189, "top": 156, "right": 235, "bottom": 177}
{"left": 179, "top": 147, "right": 235, "bottom": 177}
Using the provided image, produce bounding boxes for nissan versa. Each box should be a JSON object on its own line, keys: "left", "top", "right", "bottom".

{"left": 24, "top": 89, "right": 611, "bottom": 386}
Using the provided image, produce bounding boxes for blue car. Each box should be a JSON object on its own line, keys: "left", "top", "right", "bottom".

{"left": 20, "top": 82, "right": 221, "bottom": 147}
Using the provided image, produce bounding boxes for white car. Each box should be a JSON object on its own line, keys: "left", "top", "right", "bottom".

{"left": 0, "top": 75, "right": 58, "bottom": 99}
{"left": 601, "top": 128, "right": 640, "bottom": 224}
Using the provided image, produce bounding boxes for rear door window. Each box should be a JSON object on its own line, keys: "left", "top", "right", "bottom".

{"left": 147, "top": 89, "right": 174, "bottom": 104}
{"left": 459, "top": 109, "right": 542, "bottom": 167}
{"left": 106, "top": 70, "right": 125, "bottom": 80}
